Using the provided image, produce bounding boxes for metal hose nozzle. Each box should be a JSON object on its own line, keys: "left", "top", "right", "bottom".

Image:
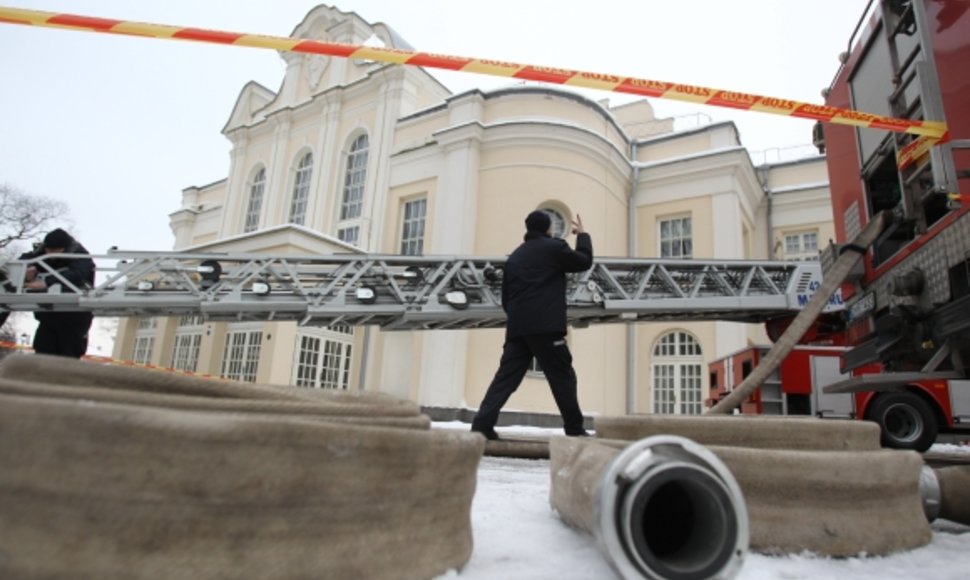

{"left": 595, "top": 435, "right": 748, "bottom": 580}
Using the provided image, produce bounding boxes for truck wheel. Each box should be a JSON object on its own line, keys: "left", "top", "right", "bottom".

{"left": 867, "top": 392, "right": 938, "bottom": 452}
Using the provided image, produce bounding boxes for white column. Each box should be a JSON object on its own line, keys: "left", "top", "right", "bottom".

{"left": 267, "top": 114, "right": 292, "bottom": 225}
{"left": 429, "top": 121, "right": 484, "bottom": 252}
{"left": 416, "top": 331, "right": 470, "bottom": 407}
{"left": 364, "top": 67, "right": 407, "bottom": 252}
{"left": 310, "top": 102, "right": 341, "bottom": 231}
{"left": 218, "top": 136, "right": 249, "bottom": 236}
{"left": 711, "top": 193, "right": 742, "bottom": 260}
{"left": 414, "top": 113, "right": 484, "bottom": 407}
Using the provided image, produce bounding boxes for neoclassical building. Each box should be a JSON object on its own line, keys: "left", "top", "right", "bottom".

{"left": 112, "top": 4, "right": 835, "bottom": 419}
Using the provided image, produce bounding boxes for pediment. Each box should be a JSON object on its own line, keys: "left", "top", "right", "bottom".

{"left": 222, "top": 81, "right": 276, "bottom": 134}
{"left": 183, "top": 223, "right": 363, "bottom": 256}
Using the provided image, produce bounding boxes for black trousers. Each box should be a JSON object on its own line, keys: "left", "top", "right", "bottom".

{"left": 33, "top": 313, "right": 93, "bottom": 359}
{"left": 471, "top": 332, "right": 586, "bottom": 435}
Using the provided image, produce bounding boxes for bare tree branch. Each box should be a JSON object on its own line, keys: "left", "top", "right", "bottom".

{"left": 0, "top": 183, "right": 70, "bottom": 253}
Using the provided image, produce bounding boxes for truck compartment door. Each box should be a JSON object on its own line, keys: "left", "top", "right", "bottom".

{"left": 812, "top": 355, "right": 854, "bottom": 418}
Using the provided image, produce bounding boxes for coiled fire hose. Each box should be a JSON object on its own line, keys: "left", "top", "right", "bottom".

{"left": 0, "top": 354, "right": 484, "bottom": 579}
{"left": 553, "top": 413, "right": 970, "bottom": 580}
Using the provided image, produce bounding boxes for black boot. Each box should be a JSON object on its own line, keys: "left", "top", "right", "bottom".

{"left": 471, "top": 426, "right": 501, "bottom": 441}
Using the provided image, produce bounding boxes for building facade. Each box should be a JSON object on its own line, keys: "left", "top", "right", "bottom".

{"left": 112, "top": 5, "right": 835, "bottom": 418}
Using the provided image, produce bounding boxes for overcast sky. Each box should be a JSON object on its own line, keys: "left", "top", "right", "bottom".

{"left": 0, "top": 0, "right": 870, "bottom": 257}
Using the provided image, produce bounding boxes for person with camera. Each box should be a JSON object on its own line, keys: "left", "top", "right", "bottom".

{"left": 19, "top": 228, "right": 95, "bottom": 358}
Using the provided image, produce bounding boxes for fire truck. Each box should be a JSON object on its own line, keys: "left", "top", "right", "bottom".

{"left": 709, "top": 339, "right": 970, "bottom": 452}
{"left": 712, "top": 0, "right": 970, "bottom": 451}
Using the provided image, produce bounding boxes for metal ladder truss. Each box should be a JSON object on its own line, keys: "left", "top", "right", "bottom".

{"left": 0, "top": 251, "right": 837, "bottom": 330}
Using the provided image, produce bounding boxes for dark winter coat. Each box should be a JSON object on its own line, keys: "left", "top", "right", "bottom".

{"left": 501, "top": 231, "right": 593, "bottom": 338}
{"left": 20, "top": 237, "right": 95, "bottom": 324}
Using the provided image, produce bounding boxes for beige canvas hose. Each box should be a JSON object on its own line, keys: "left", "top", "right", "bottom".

{"left": 0, "top": 355, "right": 484, "bottom": 579}
{"left": 551, "top": 435, "right": 748, "bottom": 580}
{"left": 551, "top": 434, "right": 931, "bottom": 563}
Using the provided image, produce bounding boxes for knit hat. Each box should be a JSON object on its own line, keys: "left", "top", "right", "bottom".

{"left": 43, "top": 228, "right": 72, "bottom": 250}
{"left": 525, "top": 210, "right": 552, "bottom": 234}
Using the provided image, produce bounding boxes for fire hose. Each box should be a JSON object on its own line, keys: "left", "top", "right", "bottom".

{"left": 551, "top": 435, "right": 748, "bottom": 580}
{"left": 597, "top": 413, "right": 970, "bottom": 530}
{"left": 552, "top": 414, "right": 970, "bottom": 580}
{"left": 0, "top": 355, "right": 483, "bottom": 579}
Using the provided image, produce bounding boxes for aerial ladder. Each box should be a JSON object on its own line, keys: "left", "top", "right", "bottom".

{"left": 0, "top": 250, "right": 839, "bottom": 330}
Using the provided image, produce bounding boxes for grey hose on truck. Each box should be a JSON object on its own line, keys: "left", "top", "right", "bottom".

{"left": 708, "top": 210, "right": 891, "bottom": 415}
{"left": 0, "top": 355, "right": 484, "bottom": 580}
{"left": 551, "top": 436, "right": 748, "bottom": 580}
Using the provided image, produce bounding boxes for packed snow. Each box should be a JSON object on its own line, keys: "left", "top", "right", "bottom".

{"left": 433, "top": 423, "right": 970, "bottom": 579}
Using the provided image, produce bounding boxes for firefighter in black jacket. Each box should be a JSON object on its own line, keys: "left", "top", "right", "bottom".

{"left": 20, "top": 228, "right": 95, "bottom": 358}
{"left": 471, "top": 210, "right": 593, "bottom": 440}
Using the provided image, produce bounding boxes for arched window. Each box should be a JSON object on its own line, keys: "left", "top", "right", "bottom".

{"left": 651, "top": 331, "right": 704, "bottom": 415}
{"left": 341, "top": 134, "right": 368, "bottom": 220}
{"left": 337, "top": 134, "right": 369, "bottom": 245}
{"left": 289, "top": 152, "right": 313, "bottom": 225}
{"left": 244, "top": 167, "right": 265, "bottom": 233}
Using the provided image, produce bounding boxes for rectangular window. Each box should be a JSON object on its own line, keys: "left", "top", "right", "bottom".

{"left": 132, "top": 317, "right": 156, "bottom": 364}
{"left": 679, "top": 364, "right": 703, "bottom": 415}
{"left": 321, "top": 340, "right": 353, "bottom": 390}
{"left": 400, "top": 198, "right": 427, "bottom": 255}
{"left": 221, "top": 328, "right": 262, "bottom": 382}
{"left": 132, "top": 335, "right": 154, "bottom": 365}
{"left": 653, "top": 364, "right": 676, "bottom": 414}
{"left": 802, "top": 232, "right": 818, "bottom": 253}
{"left": 178, "top": 314, "right": 204, "bottom": 327}
{"left": 652, "top": 362, "right": 703, "bottom": 415}
{"left": 171, "top": 314, "right": 204, "bottom": 372}
{"left": 295, "top": 335, "right": 322, "bottom": 387}
{"left": 784, "top": 230, "right": 820, "bottom": 261}
{"left": 171, "top": 333, "right": 202, "bottom": 372}
{"left": 292, "top": 329, "right": 355, "bottom": 390}
{"left": 338, "top": 226, "right": 360, "bottom": 246}
{"left": 659, "top": 216, "right": 692, "bottom": 258}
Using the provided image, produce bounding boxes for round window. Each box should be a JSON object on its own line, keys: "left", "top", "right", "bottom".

{"left": 541, "top": 208, "right": 568, "bottom": 238}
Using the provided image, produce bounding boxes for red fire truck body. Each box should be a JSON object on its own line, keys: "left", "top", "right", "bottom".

{"left": 824, "top": 0, "right": 970, "bottom": 360}
{"left": 709, "top": 344, "right": 970, "bottom": 450}
{"left": 710, "top": 345, "right": 848, "bottom": 418}
{"left": 714, "top": 1, "right": 970, "bottom": 451}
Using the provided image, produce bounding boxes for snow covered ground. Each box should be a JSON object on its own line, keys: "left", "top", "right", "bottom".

{"left": 433, "top": 423, "right": 970, "bottom": 579}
